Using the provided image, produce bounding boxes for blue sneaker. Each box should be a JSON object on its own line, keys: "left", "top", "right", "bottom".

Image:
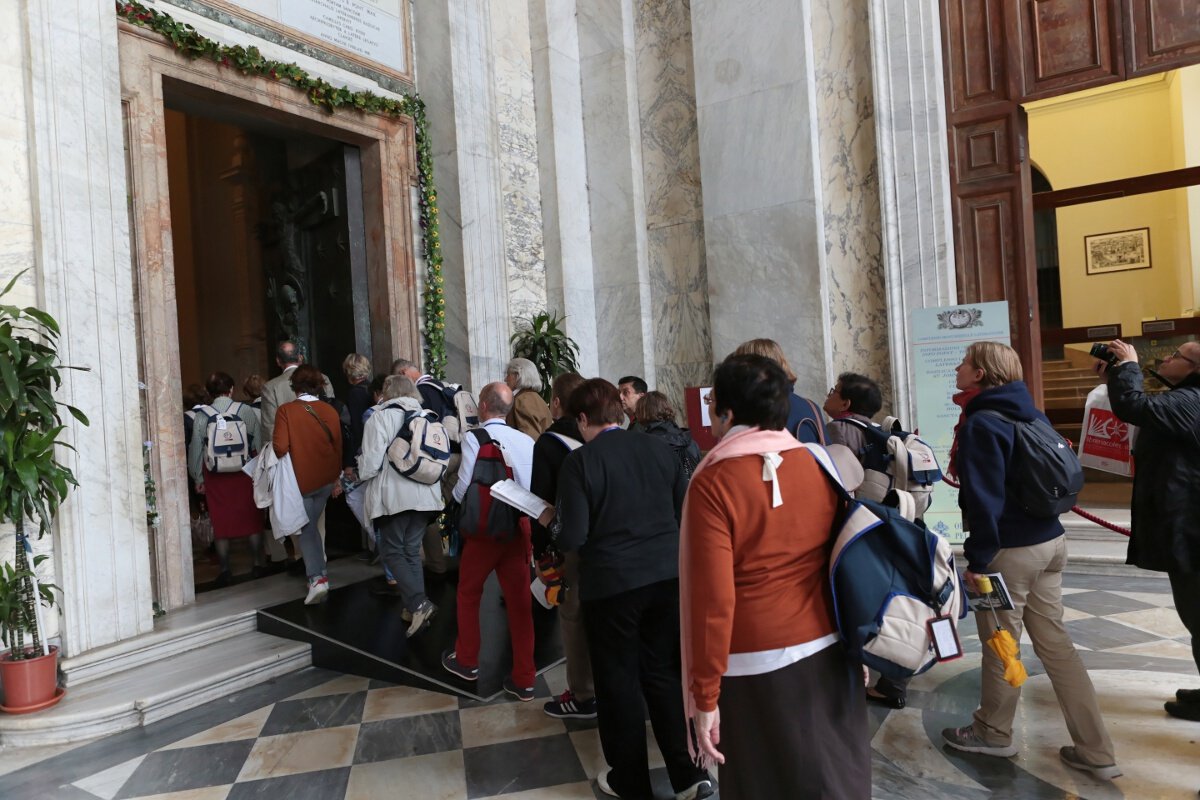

{"left": 441, "top": 650, "right": 478, "bottom": 681}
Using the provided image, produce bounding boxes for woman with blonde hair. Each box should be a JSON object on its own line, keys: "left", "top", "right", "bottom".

{"left": 941, "top": 341, "right": 1120, "bottom": 781}
{"left": 505, "top": 356, "right": 553, "bottom": 437}
{"left": 342, "top": 353, "right": 373, "bottom": 480}
{"left": 732, "top": 338, "right": 827, "bottom": 444}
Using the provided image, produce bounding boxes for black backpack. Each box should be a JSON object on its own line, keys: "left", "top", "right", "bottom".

{"left": 978, "top": 410, "right": 1084, "bottom": 518}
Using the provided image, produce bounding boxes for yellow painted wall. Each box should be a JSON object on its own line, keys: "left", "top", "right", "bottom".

{"left": 1027, "top": 67, "right": 1199, "bottom": 336}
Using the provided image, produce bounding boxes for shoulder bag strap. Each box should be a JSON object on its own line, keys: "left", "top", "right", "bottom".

{"left": 302, "top": 403, "right": 335, "bottom": 445}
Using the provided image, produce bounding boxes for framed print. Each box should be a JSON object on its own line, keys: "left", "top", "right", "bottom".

{"left": 1084, "top": 227, "right": 1151, "bottom": 275}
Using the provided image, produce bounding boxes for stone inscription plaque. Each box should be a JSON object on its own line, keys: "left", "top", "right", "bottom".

{"left": 224, "top": 0, "right": 407, "bottom": 75}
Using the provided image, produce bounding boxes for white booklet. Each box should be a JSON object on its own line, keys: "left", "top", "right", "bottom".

{"left": 489, "top": 478, "right": 552, "bottom": 519}
{"left": 965, "top": 572, "right": 1015, "bottom": 612}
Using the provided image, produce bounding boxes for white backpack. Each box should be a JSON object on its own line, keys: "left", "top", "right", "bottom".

{"left": 385, "top": 405, "right": 453, "bottom": 485}
{"left": 200, "top": 403, "right": 251, "bottom": 473}
{"left": 832, "top": 416, "right": 943, "bottom": 519}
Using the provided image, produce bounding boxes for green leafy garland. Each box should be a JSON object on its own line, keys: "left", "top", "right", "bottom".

{"left": 116, "top": 1, "right": 447, "bottom": 377}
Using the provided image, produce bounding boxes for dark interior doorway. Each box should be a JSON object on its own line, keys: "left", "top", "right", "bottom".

{"left": 164, "top": 106, "right": 372, "bottom": 591}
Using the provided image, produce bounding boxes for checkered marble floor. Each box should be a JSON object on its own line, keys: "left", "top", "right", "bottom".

{"left": 0, "top": 570, "right": 1196, "bottom": 800}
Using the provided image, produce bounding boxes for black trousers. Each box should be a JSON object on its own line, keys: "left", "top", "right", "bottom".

{"left": 582, "top": 579, "right": 707, "bottom": 800}
{"left": 1169, "top": 570, "right": 1200, "bottom": 674}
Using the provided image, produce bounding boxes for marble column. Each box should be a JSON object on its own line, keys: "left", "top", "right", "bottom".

{"left": 635, "top": 0, "right": 711, "bottom": 406}
{"left": 528, "top": 0, "right": 600, "bottom": 377}
{"left": 579, "top": 0, "right": 656, "bottom": 385}
{"left": 690, "top": 0, "right": 833, "bottom": 400}
{"left": 413, "top": 0, "right": 512, "bottom": 389}
{"left": 812, "top": 0, "right": 892, "bottom": 404}
{"left": 24, "top": 0, "right": 155, "bottom": 653}
{"left": 867, "top": 0, "right": 957, "bottom": 424}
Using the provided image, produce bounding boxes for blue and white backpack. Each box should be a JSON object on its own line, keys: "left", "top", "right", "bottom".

{"left": 804, "top": 444, "right": 967, "bottom": 681}
{"left": 828, "top": 416, "right": 942, "bottom": 519}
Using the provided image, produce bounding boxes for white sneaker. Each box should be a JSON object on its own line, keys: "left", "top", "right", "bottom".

{"left": 304, "top": 577, "right": 329, "bottom": 605}
{"left": 406, "top": 599, "right": 437, "bottom": 637}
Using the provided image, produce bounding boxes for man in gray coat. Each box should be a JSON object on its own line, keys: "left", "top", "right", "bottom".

{"left": 1101, "top": 339, "right": 1200, "bottom": 721}
{"left": 259, "top": 340, "right": 335, "bottom": 443}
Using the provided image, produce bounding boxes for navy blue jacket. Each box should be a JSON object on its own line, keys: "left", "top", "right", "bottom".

{"left": 956, "top": 381, "right": 1063, "bottom": 572}
{"left": 787, "top": 387, "right": 828, "bottom": 445}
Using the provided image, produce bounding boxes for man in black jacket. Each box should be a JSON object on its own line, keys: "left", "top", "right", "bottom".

{"left": 1101, "top": 339, "right": 1200, "bottom": 721}
{"left": 529, "top": 372, "right": 594, "bottom": 720}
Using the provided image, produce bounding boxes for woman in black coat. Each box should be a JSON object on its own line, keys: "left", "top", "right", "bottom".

{"left": 635, "top": 391, "right": 701, "bottom": 478}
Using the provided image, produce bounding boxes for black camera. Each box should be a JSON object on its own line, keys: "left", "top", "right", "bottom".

{"left": 1089, "top": 343, "right": 1120, "bottom": 369}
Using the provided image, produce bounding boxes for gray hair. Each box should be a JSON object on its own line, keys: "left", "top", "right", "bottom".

{"left": 391, "top": 358, "right": 417, "bottom": 376}
{"left": 506, "top": 357, "right": 541, "bottom": 391}
{"left": 381, "top": 374, "right": 421, "bottom": 401}
{"left": 276, "top": 340, "right": 302, "bottom": 366}
{"left": 342, "top": 353, "right": 371, "bottom": 383}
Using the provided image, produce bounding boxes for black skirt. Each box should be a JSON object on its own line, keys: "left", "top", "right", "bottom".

{"left": 717, "top": 642, "right": 871, "bottom": 799}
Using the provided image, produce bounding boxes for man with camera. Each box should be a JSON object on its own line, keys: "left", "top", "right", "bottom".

{"left": 1095, "top": 339, "right": 1200, "bottom": 721}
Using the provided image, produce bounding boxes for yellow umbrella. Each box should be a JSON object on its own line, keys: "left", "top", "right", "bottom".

{"left": 976, "top": 576, "right": 1027, "bottom": 688}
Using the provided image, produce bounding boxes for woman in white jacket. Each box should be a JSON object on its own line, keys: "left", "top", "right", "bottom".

{"left": 357, "top": 375, "right": 445, "bottom": 636}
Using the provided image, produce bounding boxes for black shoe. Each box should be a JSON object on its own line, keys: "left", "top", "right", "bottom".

{"left": 503, "top": 677, "right": 534, "bottom": 702}
{"left": 370, "top": 582, "right": 402, "bottom": 598}
{"left": 1176, "top": 688, "right": 1200, "bottom": 705}
{"left": 213, "top": 570, "right": 232, "bottom": 588}
{"left": 441, "top": 650, "right": 478, "bottom": 682}
{"left": 1166, "top": 700, "right": 1200, "bottom": 721}
{"left": 866, "top": 685, "right": 906, "bottom": 709}
{"left": 252, "top": 565, "right": 270, "bottom": 579}
{"left": 675, "top": 778, "right": 716, "bottom": 800}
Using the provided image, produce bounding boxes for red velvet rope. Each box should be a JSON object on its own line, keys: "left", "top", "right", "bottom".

{"left": 939, "top": 476, "right": 1131, "bottom": 537}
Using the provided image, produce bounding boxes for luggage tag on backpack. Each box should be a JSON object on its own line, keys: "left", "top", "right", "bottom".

{"left": 928, "top": 616, "right": 962, "bottom": 662}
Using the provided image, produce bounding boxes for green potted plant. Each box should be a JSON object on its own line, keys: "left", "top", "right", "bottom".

{"left": 510, "top": 311, "right": 581, "bottom": 401}
{"left": 0, "top": 271, "right": 88, "bottom": 713}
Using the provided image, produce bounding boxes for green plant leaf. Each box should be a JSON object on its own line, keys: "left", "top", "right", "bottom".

{"left": 0, "top": 269, "right": 27, "bottom": 299}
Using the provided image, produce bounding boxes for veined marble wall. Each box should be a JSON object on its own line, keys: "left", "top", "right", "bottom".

{"left": 0, "top": 1, "right": 59, "bottom": 643}
{"left": 491, "top": 0, "right": 547, "bottom": 330}
{"left": 636, "top": 0, "right": 711, "bottom": 409}
{"left": 811, "top": 0, "right": 892, "bottom": 406}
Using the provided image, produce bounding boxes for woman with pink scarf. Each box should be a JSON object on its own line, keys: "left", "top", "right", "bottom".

{"left": 680, "top": 354, "right": 870, "bottom": 798}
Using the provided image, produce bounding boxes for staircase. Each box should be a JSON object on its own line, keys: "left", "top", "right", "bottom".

{"left": 1041, "top": 358, "right": 1100, "bottom": 446}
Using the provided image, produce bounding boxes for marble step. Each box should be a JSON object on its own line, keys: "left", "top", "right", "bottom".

{"left": 0, "top": 631, "right": 309, "bottom": 747}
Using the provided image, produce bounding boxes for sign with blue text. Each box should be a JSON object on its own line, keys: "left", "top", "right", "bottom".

{"left": 911, "top": 302, "right": 1011, "bottom": 544}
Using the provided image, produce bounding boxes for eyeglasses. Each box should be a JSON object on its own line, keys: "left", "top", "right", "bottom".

{"left": 827, "top": 386, "right": 840, "bottom": 396}
{"left": 1167, "top": 350, "right": 1200, "bottom": 366}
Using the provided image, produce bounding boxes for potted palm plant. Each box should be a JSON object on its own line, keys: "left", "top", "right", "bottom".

{"left": 0, "top": 271, "right": 88, "bottom": 713}
{"left": 510, "top": 311, "right": 581, "bottom": 401}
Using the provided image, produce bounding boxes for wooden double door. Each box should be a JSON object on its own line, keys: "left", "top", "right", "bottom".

{"left": 940, "top": 0, "right": 1200, "bottom": 398}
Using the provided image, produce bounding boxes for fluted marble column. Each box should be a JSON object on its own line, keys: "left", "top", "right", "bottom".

{"left": 529, "top": 0, "right": 601, "bottom": 377}
{"left": 578, "top": 0, "right": 656, "bottom": 385}
{"left": 413, "top": 0, "right": 512, "bottom": 389}
{"left": 690, "top": 0, "right": 833, "bottom": 400}
{"left": 24, "top": 0, "right": 154, "bottom": 654}
{"left": 868, "top": 0, "right": 957, "bottom": 424}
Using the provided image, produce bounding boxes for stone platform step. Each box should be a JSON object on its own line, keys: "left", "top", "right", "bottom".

{"left": 0, "top": 631, "right": 308, "bottom": 747}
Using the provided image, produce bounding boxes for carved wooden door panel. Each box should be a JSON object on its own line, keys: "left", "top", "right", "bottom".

{"left": 1126, "top": 0, "right": 1200, "bottom": 76}
{"left": 1016, "top": 0, "right": 1124, "bottom": 100}
{"left": 941, "top": 0, "right": 1043, "bottom": 398}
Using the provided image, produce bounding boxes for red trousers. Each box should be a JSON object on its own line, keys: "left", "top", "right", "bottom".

{"left": 454, "top": 524, "right": 536, "bottom": 687}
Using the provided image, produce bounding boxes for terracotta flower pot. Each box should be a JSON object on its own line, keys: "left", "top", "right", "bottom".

{"left": 0, "top": 645, "right": 62, "bottom": 713}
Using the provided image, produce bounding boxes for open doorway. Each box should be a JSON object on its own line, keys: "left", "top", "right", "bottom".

{"left": 1026, "top": 65, "right": 1200, "bottom": 508}
{"left": 165, "top": 107, "right": 373, "bottom": 591}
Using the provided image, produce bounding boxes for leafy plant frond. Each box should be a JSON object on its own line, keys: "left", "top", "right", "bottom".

{"left": 511, "top": 312, "right": 582, "bottom": 401}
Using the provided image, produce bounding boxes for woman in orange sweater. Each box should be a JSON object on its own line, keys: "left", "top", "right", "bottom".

{"left": 273, "top": 364, "right": 343, "bottom": 604}
{"left": 680, "top": 354, "right": 869, "bottom": 799}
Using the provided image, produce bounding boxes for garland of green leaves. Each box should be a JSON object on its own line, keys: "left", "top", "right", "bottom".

{"left": 116, "top": 1, "right": 447, "bottom": 377}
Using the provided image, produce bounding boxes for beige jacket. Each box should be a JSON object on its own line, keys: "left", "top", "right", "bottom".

{"left": 356, "top": 397, "right": 445, "bottom": 520}
{"left": 259, "top": 364, "right": 335, "bottom": 443}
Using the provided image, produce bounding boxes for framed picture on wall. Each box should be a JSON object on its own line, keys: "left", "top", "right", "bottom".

{"left": 1084, "top": 227, "right": 1151, "bottom": 275}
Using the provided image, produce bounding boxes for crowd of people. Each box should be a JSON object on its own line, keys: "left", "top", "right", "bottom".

{"left": 178, "top": 333, "right": 1200, "bottom": 799}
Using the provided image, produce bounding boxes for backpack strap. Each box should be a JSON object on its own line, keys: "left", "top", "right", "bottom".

{"left": 882, "top": 416, "right": 904, "bottom": 433}
{"left": 793, "top": 399, "right": 827, "bottom": 445}
{"left": 800, "top": 443, "right": 852, "bottom": 501}
{"left": 198, "top": 404, "right": 221, "bottom": 422}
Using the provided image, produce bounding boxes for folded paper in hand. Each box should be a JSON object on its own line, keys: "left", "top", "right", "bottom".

{"left": 489, "top": 479, "right": 552, "bottom": 519}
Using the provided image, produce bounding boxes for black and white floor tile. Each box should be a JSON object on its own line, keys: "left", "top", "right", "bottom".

{"left": 0, "top": 570, "right": 1196, "bottom": 799}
